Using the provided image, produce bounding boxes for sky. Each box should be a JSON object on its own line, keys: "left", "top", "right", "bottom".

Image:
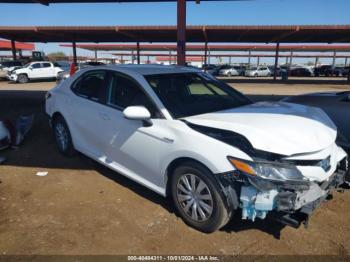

{"left": 1, "top": 0, "right": 350, "bottom": 64}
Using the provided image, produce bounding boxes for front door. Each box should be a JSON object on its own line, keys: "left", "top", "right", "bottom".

{"left": 99, "top": 72, "right": 169, "bottom": 189}
{"left": 28, "top": 62, "right": 42, "bottom": 78}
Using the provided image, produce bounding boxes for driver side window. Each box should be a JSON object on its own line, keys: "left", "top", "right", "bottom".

{"left": 107, "top": 73, "right": 162, "bottom": 119}
{"left": 31, "top": 63, "right": 41, "bottom": 69}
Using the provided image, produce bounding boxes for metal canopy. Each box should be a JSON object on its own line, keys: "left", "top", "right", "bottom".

{"left": 1, "top": 25, "right": 350, "bottom": 43}
{"left": 0, "top": 40, "right": 34, "bottom": 51}
{"left": 0, "top": 0, "right": 220, "bottom": 3}
{"left": 59, "top": 43, "right": 350, "bottom": 52}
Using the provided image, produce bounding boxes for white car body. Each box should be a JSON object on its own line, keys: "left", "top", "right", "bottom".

{"left": 245, "top": 66, "right": 271, "bottom": 77}
{"left": 45, "top": 65, "right": 348, "bottom": 231}
{"left": 8, "top": 61, "right": 63, "bottom": 82}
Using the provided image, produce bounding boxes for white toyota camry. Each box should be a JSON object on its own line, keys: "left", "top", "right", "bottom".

{"left": 45, "top": 65, "right": 349, "bottom": 233}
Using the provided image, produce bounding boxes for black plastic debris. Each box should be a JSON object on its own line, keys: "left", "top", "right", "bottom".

{"left": 14, "top": 115, "right": 34, "bottom": 147}
{"left": 0, "top": 114, "right": 34, "bottom": 150}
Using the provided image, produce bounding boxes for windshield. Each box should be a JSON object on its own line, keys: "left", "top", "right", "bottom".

{"left": 145, "top": 72, "right": 251, "bottom": 118}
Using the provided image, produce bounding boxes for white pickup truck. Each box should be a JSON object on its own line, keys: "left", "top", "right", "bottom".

{"left": 8, "top": 61, "right": 64, "bottom": 83}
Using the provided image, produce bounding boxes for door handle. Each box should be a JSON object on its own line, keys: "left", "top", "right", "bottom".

{"left": 99, "top": 112, "right": 110, "bottom": 121}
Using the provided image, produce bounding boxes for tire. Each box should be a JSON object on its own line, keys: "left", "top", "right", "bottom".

{"left": 170, "top": 161, "right": 230, "bottom": 233}
{"left": 53, "top": 115, "right": 75, "bottom": 157}
{"left": 17, "top": 74, "right": 29, "bottom": 84}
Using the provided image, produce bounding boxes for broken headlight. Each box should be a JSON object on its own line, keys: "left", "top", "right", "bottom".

{"left": 228, "top": 157, "right": 309, "bottom": 184}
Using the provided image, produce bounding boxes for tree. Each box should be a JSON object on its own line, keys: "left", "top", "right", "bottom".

{"left": 47, "top": 51, "right": 67, "bottom": 61}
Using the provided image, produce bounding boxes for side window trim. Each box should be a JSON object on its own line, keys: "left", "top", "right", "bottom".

{"left": 71, "top": 69, "right": 109, "bottom": 105}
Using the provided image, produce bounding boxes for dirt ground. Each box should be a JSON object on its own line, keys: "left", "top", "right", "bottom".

{"left": 0, "top": 78, "right": 350, "bottom": 255}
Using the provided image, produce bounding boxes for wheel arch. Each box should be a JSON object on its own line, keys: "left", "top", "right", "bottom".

{"left": 17, "top": 73, "right": 29, "bottom": 81}
{"left": 51, "top": 111, "right": 64, "bottom": 123}
{"left": 164, "top": 157, "right": 214, "bottom": 197}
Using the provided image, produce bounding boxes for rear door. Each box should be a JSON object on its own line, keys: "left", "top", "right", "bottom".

{"left": 41, "top": 62, "right": 55, "bottom": 78}
{"left": 65, "top": 70, "right": 110, "bottom": 158}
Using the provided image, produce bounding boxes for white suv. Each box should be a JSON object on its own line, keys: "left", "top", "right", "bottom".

{"left": 45, "top": 65, "right": 349, "bottom": 233}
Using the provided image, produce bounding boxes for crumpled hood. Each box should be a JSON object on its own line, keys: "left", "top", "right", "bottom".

{"left": 184, "top": 101, "right": 337, "bottom": 156}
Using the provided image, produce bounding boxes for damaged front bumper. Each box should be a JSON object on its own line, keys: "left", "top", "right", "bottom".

{"left": 215, "top": 156, "right": 349, "bottom": 228}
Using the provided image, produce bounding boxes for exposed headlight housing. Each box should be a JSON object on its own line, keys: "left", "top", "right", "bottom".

{"left": 228, "top": 157, "right": 309, "bottom": 184}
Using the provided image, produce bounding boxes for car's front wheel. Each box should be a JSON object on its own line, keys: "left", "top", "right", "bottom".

{"left": 53, "top": 115, "right": 75, "bottom": 156}
{"left": 17, "top": 74, "right": 29, "bottom": 84}
{"left": 170, "top": 161, "right": 230, "bottom": 233}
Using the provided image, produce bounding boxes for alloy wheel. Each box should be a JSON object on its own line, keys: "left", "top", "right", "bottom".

{"left": 55, "top": 122, "right": 68, "bottom": 152}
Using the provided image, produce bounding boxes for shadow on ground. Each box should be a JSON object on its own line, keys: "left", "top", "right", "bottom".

{"left": 0, "top": 89, "right": 290, "bottom": 237}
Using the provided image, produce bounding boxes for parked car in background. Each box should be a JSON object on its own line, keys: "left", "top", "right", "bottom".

{"left": 202, "top": 64, "right": 216, "bottom": 71}
{"left": 205, "top": 64, "right": 228, "bottom": 76}
{"left": 219, "top": 65, "right": 241, "bottom": 77}
{"left": 245, "top": 66, "right": 271, "bottom": 77}
{"left": 8, "top": 61, "right": 64, "bottom": 83}
{"left": 314, "top": 65, "right": 343, "bottom": 77}
{"left": 282, "top": 91, "right": 350, "bottom": 153}
{"left": 54, "top": 61, "right": 70, "bottom": 71}
{"left": 0, "top": 60, "right": 24, "bottom": 79}
{"left": 267, "top": 66, "right": 287, "bottom": 77}
{"left": 46, "top": 64, "right": 348, "bottom": 233}
{"left": 342, "top": 67, "right": 350, "bottom": 77}
{"left": 289, "top": 67, "right": 314, "bottom": 77}
{"left": 56, "top": 61, "right": 106, "bottom": 83}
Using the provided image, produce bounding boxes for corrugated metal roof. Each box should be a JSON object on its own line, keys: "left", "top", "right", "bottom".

{"left": 0, "top": 40, "right": 34, "bottom": 51}
{"left": 60, "top": 43, "right": 350, "bottom": 52}
{"left": 0, "top": 25, "right": 350, "bottom": 43}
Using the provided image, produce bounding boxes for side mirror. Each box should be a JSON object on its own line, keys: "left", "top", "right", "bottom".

{"left": 29, "top": 66, "right": 33, "bottom": 70}
{"left": 123, "top": 106, "right": 152, "bottom": 127}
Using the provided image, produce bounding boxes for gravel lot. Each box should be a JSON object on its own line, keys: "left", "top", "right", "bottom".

{"left": 0, "top": 78, "right": 350, "bottom": 255}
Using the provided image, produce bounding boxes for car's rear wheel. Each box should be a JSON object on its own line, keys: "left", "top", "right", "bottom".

{"left": 17, "top": 74, "right": 28, "bottom": 84}
{"left": 53, "top": 116, "right": 75, "bottom": 157}
{"left": 170, "top": 161, "right": 230, "bottom": 233}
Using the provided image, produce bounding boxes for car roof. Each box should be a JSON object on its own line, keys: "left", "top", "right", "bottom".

{"left": 104, "top": 64, "right": 201, "bottom": 75}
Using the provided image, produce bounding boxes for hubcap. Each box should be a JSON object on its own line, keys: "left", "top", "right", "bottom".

{"left": 176, "top": 174, "right": 213, "bottom": 222}
{"left": 55, "top": 122, "right": 68, "bottom": 151}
